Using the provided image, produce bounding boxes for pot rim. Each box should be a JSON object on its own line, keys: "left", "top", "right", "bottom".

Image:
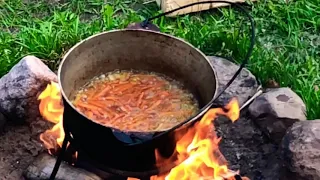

{"left": 58, "top": 29, "right": 218, "bottom": 134}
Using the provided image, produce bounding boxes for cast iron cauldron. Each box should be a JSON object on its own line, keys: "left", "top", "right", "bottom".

{"left": 56, "top": 1, "right": 255, "bottom": 178}
{"left": 59, "top": 28, "right": 217, "bottom": 175}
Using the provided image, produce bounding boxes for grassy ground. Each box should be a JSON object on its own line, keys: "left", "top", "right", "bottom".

{"left": 0, "top": 0, "right": 319, "bottom": 119}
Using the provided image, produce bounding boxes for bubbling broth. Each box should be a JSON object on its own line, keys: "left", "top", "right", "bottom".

{"left": 72, "top": 70, "right": 199, "bottom": 132}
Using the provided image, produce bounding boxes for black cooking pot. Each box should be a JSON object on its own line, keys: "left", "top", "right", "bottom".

{"left": 55, "top": 1, "right": 255, "bottom": 179}
{"left": 59, "top": 28, "right": 217, "bottom": 173}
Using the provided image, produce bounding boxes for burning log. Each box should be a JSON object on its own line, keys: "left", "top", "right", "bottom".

{"left": 150, "top": 99, "right": 249, "bottom": 180}
{"left": 23, "top": 153, "right": 102, "bottom": 180}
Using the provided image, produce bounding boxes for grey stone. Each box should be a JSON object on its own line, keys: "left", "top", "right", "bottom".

{"left": 248, "top": 87, "right": 307, "bottom": 143}
{"left": 207, "top": 56, "right": 258, "bottom": 106}
{"left": 249, "top": 87, "right": 306, "bottom": 120}
{"left": 281, "top": 120, "right": 320, "bottom": 180}
{"left": 0, "top": 56, "right": 57, "bottom": 124}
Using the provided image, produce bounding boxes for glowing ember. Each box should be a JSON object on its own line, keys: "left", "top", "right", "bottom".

{"left": 38, "top": 81, "right": 64, "bottom": 154}
{"left": 149, "top": 98, "right": 248, "bottom": 180}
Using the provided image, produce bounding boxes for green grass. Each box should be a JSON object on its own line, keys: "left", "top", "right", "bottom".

{"left": 0, "top": 0, "right": 319, "bottom": 119}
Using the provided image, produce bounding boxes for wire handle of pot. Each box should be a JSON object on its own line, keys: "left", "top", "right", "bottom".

{"left": 126, "top": 0, "right": 255, "bottom": 146}
{"left": 142, "top": 1, "right": 255, "bottom": 102}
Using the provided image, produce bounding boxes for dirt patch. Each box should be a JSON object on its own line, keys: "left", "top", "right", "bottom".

{"left": 0, "top": 119, "right": 49, "bottom": 180}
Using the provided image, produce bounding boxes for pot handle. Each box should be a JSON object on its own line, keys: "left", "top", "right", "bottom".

{"left": 124, "top": 1, "right": 255, "bottom": 146}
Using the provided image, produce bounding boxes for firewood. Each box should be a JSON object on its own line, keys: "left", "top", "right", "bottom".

{"left": 156, "top": 0, "right": 257, "bottom": 17}
{"left": 23, "top": 153, "right": 103, "bottom": 180}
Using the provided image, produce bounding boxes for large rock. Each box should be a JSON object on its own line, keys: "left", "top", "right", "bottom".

{"left": 0, "top": 56, "right": 57, "bottom": 124}
{"left": 281, "top": 120, "right": 320, "bottom": 180}
{"left": 248, "top": 87, "right": 307, "bottom": 143}
{"left": 208, "top": 56, "right": 258, "bottom": 106}
{"left": 249, "top": 87, "right": 306, "bottom": 120}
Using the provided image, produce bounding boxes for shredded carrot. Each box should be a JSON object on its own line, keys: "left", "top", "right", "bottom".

{"left": 109, "top": 114, "right": 126, "bottom": 124}
{"left": 90, "top": 109, "right": 103, "bottom": 117}
{"left": 100, "top": 108, "right": 117, "bottom": 118}
{"left": 75, "top": 101, "right": 101, "bottom": 110}
{"left": 89, "top": 99, "right": 115, "bottom": 106}
{"left": 140, "top": 100, "right": 149, "bottom": 109}
{"left": 86, "top": 101, "right": 109, "bottom": 109}
{"left": 120, "top": 106, "right": 129, "bottom": 113}
{"left": 146, "top": 100, "right": 162, "bottom": 111}
{"left": 140, "top": 86, "right": 153, "bottom": 91}
{"left": 124, "top": 105, "right": 132, "bottom": 111}
{"left": 93, "top": 85, "right": 111, "bottom": 98}
{"left": 86, "top": 111, "right": 94, "bottom": 119}
{"left": 113, "top": 83, "right": 133, "bottom": 92}
{"left": 72, "top": 70, "right": 199, "bottom": 131}
{"left": 137, "top": 92, "right": 144, "bottom": 106}
{"left": 104, "top": 96, "right": 119, "bottom": 100}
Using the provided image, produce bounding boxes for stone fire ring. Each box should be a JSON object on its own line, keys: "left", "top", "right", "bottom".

{"left": 0, "top": 55, "right": 317, "bottom": 180}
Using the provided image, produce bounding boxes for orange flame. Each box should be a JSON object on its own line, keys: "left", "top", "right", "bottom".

{"left": 149, "top": 98, "right": 248, "bottom": 180}
{"left": 39, "top": 82, "right": 246, "bottom": 179}
{"left": 38, "top": 81, "right": 65, "bottom": 154}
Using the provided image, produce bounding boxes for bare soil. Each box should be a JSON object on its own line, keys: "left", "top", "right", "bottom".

{"left": 0, "top": 118, "right": 50, "bottom": 180}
